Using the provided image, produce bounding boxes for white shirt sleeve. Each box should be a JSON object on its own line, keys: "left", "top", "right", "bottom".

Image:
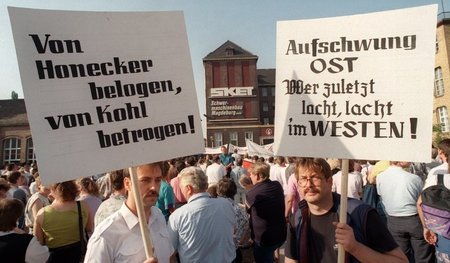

{"left": 25, "top": 236, "right": 49, "bottom": 263}
{"left": 84, "top": 234, "right": 113, "bottom": 263}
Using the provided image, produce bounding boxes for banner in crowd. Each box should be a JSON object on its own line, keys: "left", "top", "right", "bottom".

{"left": 9, "top": 8, "right": 204, "bottom": 185}
{"left": 274, "top": 5, "right": 437, "bottom": 162}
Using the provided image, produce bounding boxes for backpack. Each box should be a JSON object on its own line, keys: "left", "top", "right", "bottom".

{"left": 420, "top": 174, "right": 450, "bottom": 239}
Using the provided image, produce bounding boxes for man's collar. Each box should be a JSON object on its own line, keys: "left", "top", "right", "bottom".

{"left": 187, "top": 192, "right": 210, "bottom": 203}
{"left": 119, "top": 203, "right": 158, "bottom": 230}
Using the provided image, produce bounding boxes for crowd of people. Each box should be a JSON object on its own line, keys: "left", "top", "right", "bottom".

{"left": 0, "top": 142, "right": 449, "bottom": 263}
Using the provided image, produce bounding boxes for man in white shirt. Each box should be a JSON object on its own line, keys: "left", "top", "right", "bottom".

{"left": 205, "top": 155, "right": 226, "bottom": 187}
{"left": 85, "top": 163, "right": 174, "bottom": 263}
{"left": 168, "top": 166, "right": 235, "bottom": 262}
{"left": 426, "top": 140, "right": 450, "bottom": 180}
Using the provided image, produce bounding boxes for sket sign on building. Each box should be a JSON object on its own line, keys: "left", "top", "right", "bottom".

{"left": 210, "top": 86, "right": 254, "bottom": 97}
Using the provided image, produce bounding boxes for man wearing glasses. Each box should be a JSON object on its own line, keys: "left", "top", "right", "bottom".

{"left": 292, "top": 158, "right": 408, "bottom": 263}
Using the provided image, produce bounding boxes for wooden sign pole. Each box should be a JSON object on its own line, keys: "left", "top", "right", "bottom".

{"left": 129, "top": 166, "right": 154, "bottom": 259}
{"left": 337, "top": 159, "right": 349, "bottom": 263}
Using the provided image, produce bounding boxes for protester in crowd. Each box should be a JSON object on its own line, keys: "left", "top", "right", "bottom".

{"left": 7, "top": 171, "right": 28, "bottom": 229}
{"left": 239, "top": 174, "right": 253, "bottom": 191}
{"left": 77, "top": 177, "right": 102, "bottom": 235}
{"left": 168, "top": 166, "right": 235, "bottom": 262}
{"left": 360, "top": 160, "right": 376, "bottom": 186}
{"left": 327, "top": 158, "right": 341, "bottom": 175}
{"left": 184, "top": 156, "right": 197, "bottom": 167}
{"left": 332, "top": 159, "right": 364, "bottom": 199}
{"left": 425, "top": 145, "right": 441, "bottom": 174}
{"left": 29, "top": 169, "right": 40, "bottom": 195}
{"left": 0, "top": 198, "right": 49, "bottom": 263}
{"left": 270, "top": 156, "right": 288, "bottom": 197}
{"left": 417, "top": 140, "right": 450, "bottom": 262}
{"left": 25, "top": 174, "right": 51, "bottom": 234}
{"left": 85, "top": 163, "right": 173, "bottom": 263}
{"left": 94, "top": 169, "right": 127, "bottom": 226}
{"left": 205, "top": 154, "right": 226, "bottom": 187}
{"left": 0, "top": 178, "right": 10, "bottom": 199}
{"left": 96, "top": 173, "right": 112, "bottom": 200}
{"left": 284, "top": 168, "right": 302, "bottom": 263}
{"left": 156, "top": 161, "right": 175, "bottom": 221}
{"left": 7, "top": 171, "right": 28, "bottom": 204}
{"left": 427, "top": 139, "right": 450, "bottom": 179}
{"left": 217, "top": 178, "right": 250, "bottom": 263}
{"left": 377, "top": 161, "right": 434, "bottom": 262}
{"left": 220, "top": 145, "right": 234, "bottom": 177}
{"left": 230, "top": 157, "right": 248, "bottom": 204}
{"left": 367, "top": 160, "right": 390, "bottom": 184}
{"left": 206, "top": 184, "right": 218, "bottom": 198}
{"left": 34, "top": 180, "right": 93, "bottom": 263}
{"left": 267, "top": 156, "right": 275, "bottom": 166}
{"left": 291, "top": 158, "right": 407, "bottom": 262}
{"left": 246, "top": 162, "right": 286, "bottom": 263}
{"left": 170, "top": 160, "right": 187, "bottom": 208}
{"left": 232, "top": 149, "right": 241, "bottom": 166}
{"left": 197, "top": 155, "right": 208, "bottom": 173}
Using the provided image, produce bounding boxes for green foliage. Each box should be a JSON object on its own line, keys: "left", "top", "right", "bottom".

{"left": 433, "top": 123, "right": 446, "bottom": 146}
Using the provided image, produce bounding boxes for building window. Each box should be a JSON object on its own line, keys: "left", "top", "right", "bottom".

{"left": 214, "top": 132, "right": 223, "bottom": 147}
{"left": 271, "top": 87, "right": 275, "bottom": 96}
{"left": 262, "top": 87, "right": 268, "bottom": 96}
{"left": 438, "top": 106, "right": 450, "bottom": 132}
{"left": 263, "top": 118, "right": 270, "bottom": 125}
{"left": 2, "top": 137, "right": 21, "bottom": 163}
{"left": 230, "top": 132, "right": 238, "bottom": 146}
{"left": 26, "top": 138, "right": 36, "bottom": 163}
{"left": 435, "top": 67, "right": 444, "bottom": 97}
{"left": 436, "top": 37, "right": 439, "bottom": 53}
{"left": 263, "top": 102, "right": 269, "bottom": 112}
{"left": 245, "top": 132, "right": 253, "bottom": 142}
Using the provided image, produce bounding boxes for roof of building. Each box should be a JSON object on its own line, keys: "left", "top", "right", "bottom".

{"left": 203, "top": 40, "right": 258, "bottom": 61}
{"left": 257, "top": 69, "right": 275, "bottom": 86}
{"left": 0, "top": 99, "right": 29, "bottom": 126}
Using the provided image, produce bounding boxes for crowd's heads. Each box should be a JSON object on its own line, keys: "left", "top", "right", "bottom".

{"left": 248, "top": 162, "right": 270, "bottom": 180}
{"left": 438, "top": 138, "right": 450, "bottom": 163}
{"left": 213, "top": 155, "right": 221, "bottom": 164}
{"left": 7, "top": 171, "right": 23, "bottom": 185}
{"left": 239, "top": 174, "right": 253, "bottom": 190}
{"left": 217, "top": 178, "right": 237, "bottom": 199}
{"left": 0, "top": 179, "right": 10, "bottom": 199}
{"left": 276, "top": 156, "right": 285, "bottom": 165}
{"left": 206, "top": 185, "right": 218, "bottom": 198}
{"left": 178, "top": 166, "right": 208, "bottom": 193}
{"left": 185, "top": 156, "right": 197, "bottom": 167}
{"left": 109, "top": 170, "right": 125, "bottom": 191}
{"left": 51, "top": 180, "right": 79, "bottom": 201}
{"left": 78, "top": 177, "right": 100, "bottom": 197}
{"left": 221, "top": 146, "right": 228, "bottom": 154}
{"left": 294, "top": 158, "right": 332, "bottom": 180}
{"left": 235, "top": 158, "right": 243, "bottom": 167}
{"left": 0, "top": 198, "right": 24, "bottom": 231}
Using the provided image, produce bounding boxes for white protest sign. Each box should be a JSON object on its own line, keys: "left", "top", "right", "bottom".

{"left": 9, "top": 7, "right": 204, "bottom": 185}
{"left": 275, "top": 5, "right": 437, "bottom": 162}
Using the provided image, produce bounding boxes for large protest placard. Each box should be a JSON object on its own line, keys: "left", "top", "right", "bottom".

{"left": 275, "top": 5, "right": 437, "bottom": 162}
{"left": 9, "top": 7, "right": 204, "bottom": 185}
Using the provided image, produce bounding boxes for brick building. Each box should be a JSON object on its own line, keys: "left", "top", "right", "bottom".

{"left": 0, "top": 99, "right": 35, "bottom": 165}
{"left": 203, "top": 41, "right": 275, "bottom": 147}
{"left": 434, "top": 18, "right": 450, "bottom": 135}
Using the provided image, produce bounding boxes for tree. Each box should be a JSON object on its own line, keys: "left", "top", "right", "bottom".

{"left": 11, "top": 91, "right": 18, "bottom": 100}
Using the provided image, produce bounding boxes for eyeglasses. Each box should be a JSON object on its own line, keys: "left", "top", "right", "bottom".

{"left": 298, "top": 175, "right": 324, "bottom": 187}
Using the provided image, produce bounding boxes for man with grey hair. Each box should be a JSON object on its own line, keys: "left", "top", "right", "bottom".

{"left": 168, "top": 166, "right": 236, "bottom": 262}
